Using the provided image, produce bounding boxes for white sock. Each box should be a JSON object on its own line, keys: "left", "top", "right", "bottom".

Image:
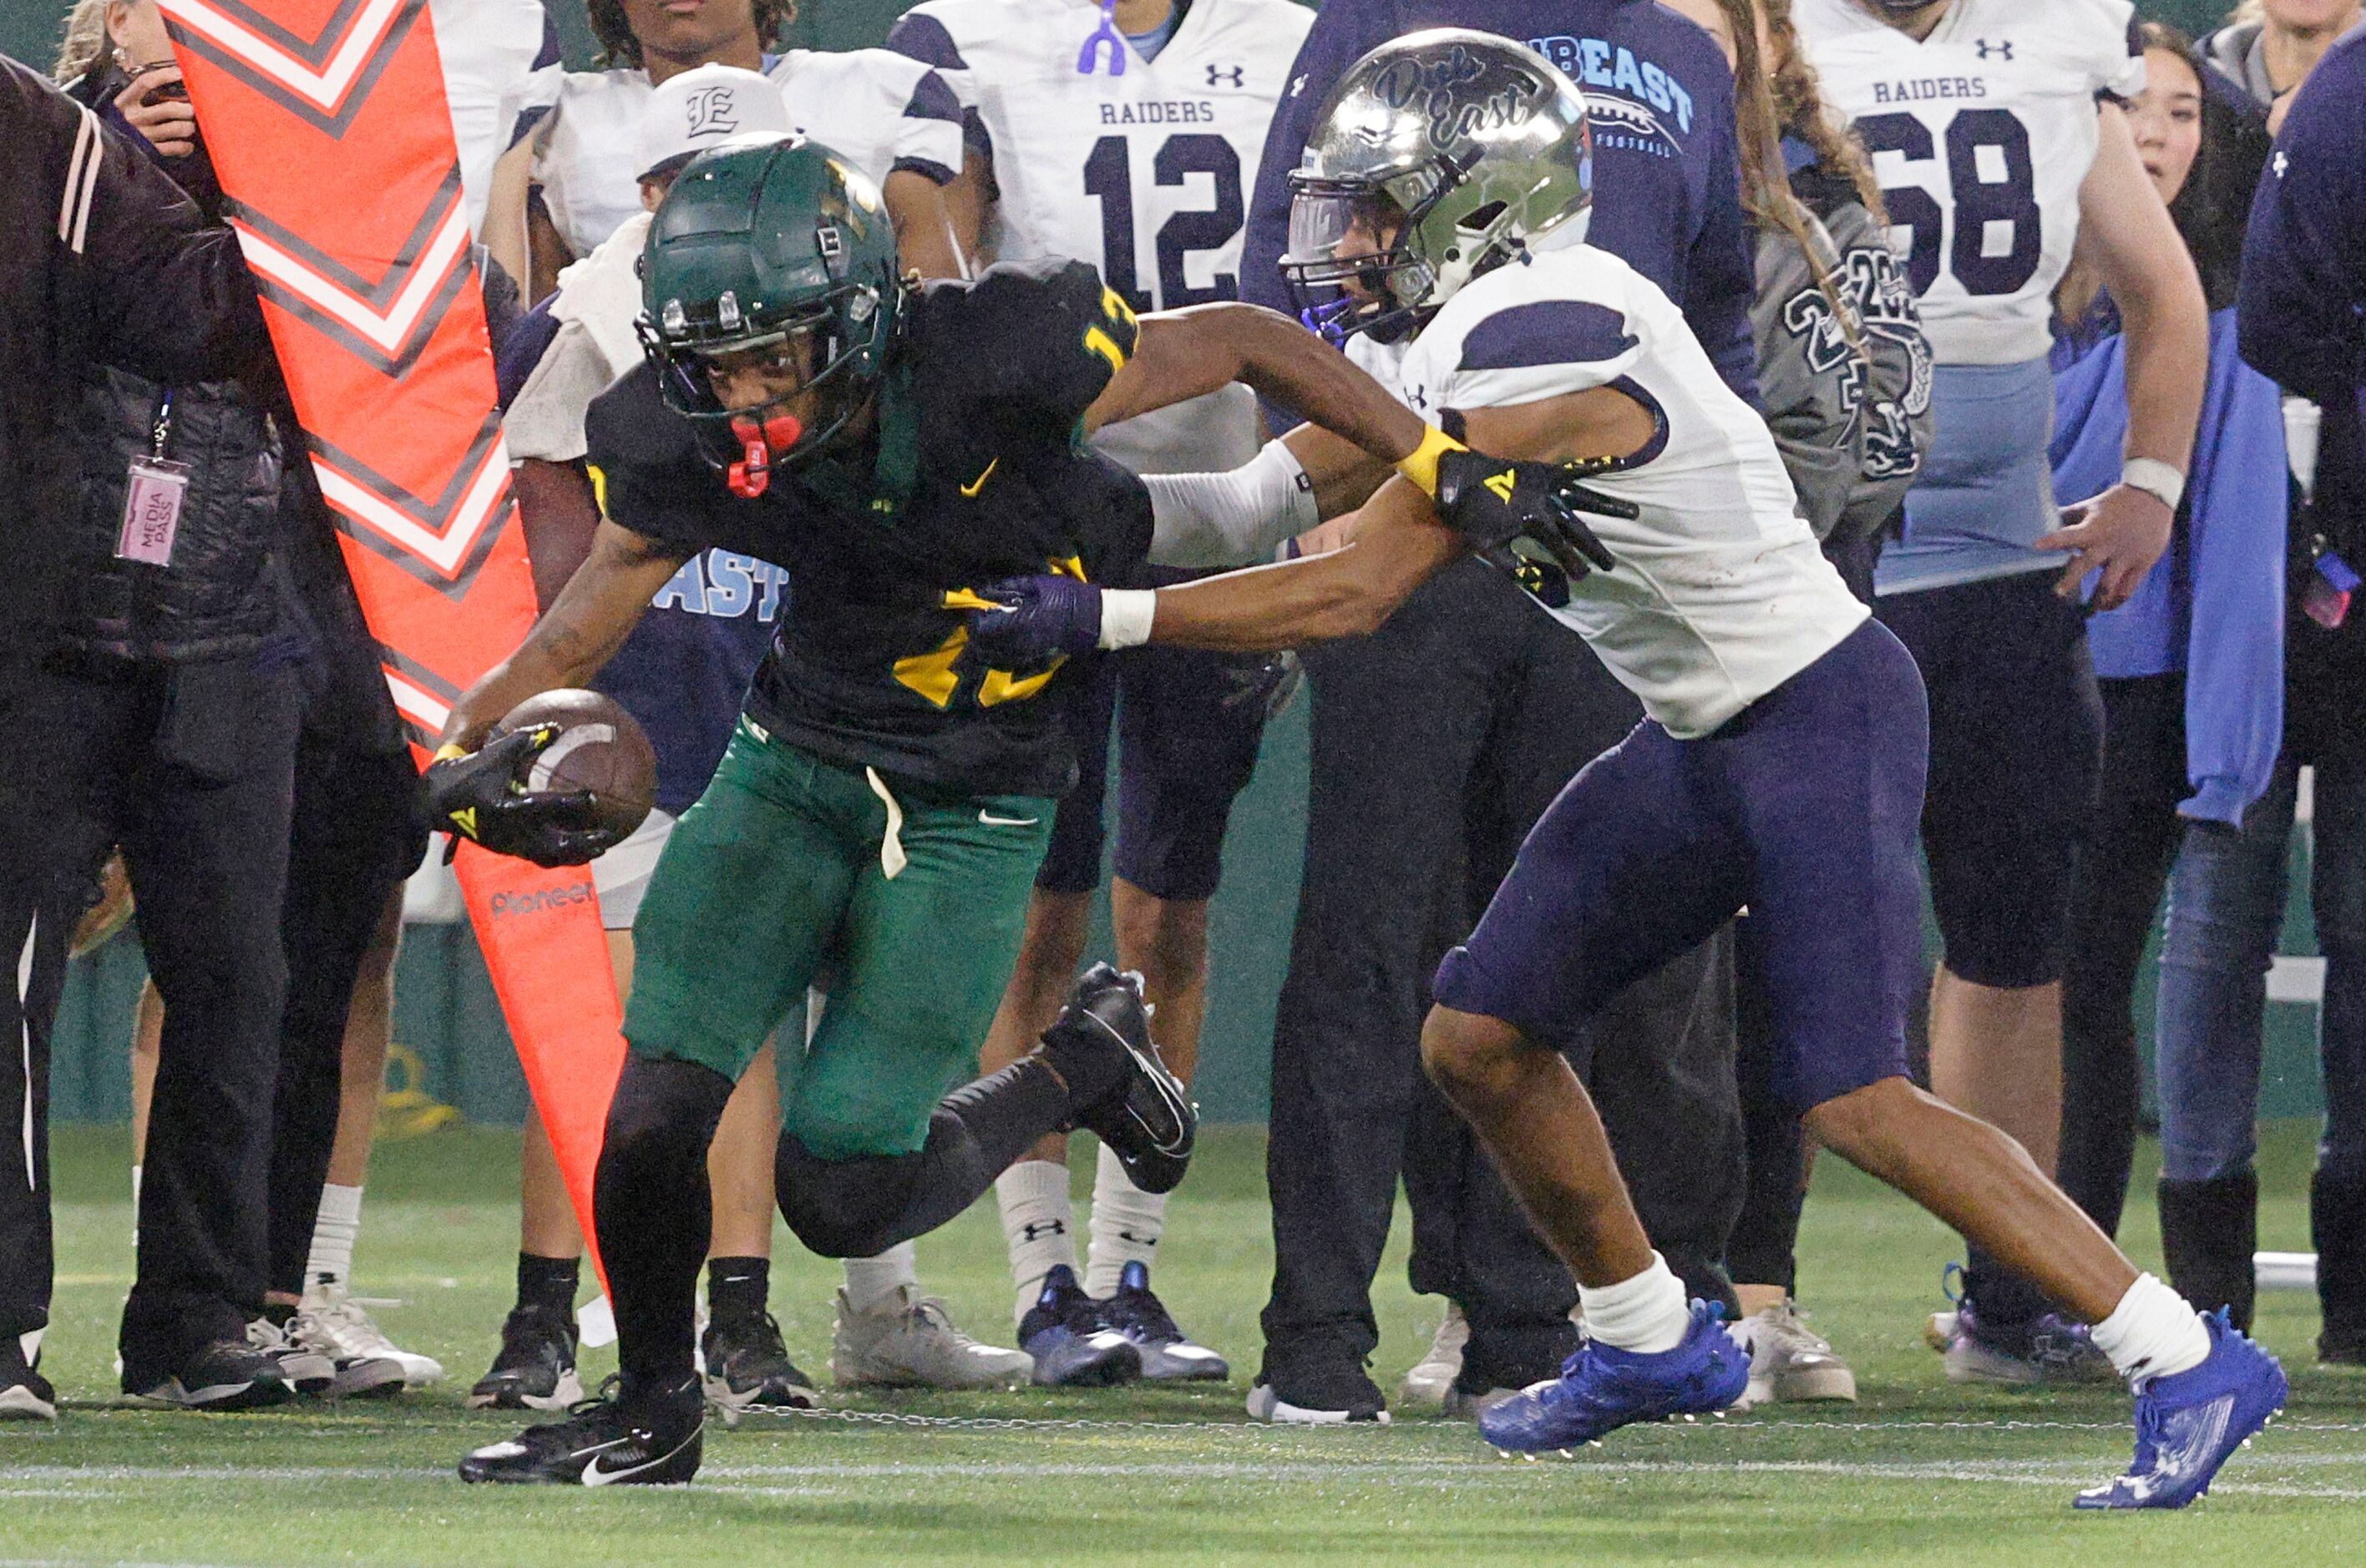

{"left": 996, "top": 1157, "right": 1077, "bottom": 1326}
{"left": 130, "top": 1163, "right": 141, "bottom": 1249}
{"left": 840, "top": 1242, "right": 918, "bottom": 1313}
{"left": 1577, "top": 1253, "right": 1690, "bottom": 1354}
{"left": 1084, "top": 1141, "right": 1167, "bottom": 1297}
{"left": 306, "top": 1183, "right": 364, "bottom": 1296}
{"left": 2089, "top": 1272, "right": 2211, "bottom": 1386}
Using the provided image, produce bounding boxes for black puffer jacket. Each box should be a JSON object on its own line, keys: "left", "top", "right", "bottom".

{"left": 57, "top": 64, "right": 285, "bottom": 663}
{"left": 65, "top": 364, "right": 284, "bottom": 660}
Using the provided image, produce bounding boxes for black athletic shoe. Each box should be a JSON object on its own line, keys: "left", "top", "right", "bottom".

{"left": 459, "top": 1376, "right": 703, "bottom": 1486}
{"left": 1101, "top": 1262, "right": 1228, "bottom": 1382}
{"left": 1045, "top": 964, "right": 1195, "bottom": 1195}
{"left": 1246, "top": 1360, "right": 1389, "bottom": 1424}
{"left": 0, "top": 1339, "right": 55, "bottom": 1421}
{"left": 700, "top": 1311, "right": 819, "bottom": 1414}
{"left": 123, "top": 1338, "right": 295, "bottom": 1410}
{"left": 1018, "top": 1265, "right": 1142, "bottom": 1388}
{"left": 469, "top": 1305, "right": 583, "bottom": 1411}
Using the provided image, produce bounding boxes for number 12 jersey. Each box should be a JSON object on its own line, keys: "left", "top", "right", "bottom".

{"left": 1796, "top": 0, "right": 2145, "bottom": 367}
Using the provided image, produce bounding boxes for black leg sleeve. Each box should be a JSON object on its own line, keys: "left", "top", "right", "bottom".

{"left": 775, "top": 1058, "right": 1071, "bottom": 1258}
{"left": 595, "top": 1054, "right": 733, "bottom": 1400}
{"left": 1726, "top": 952, "right": 1805, "bottom": 1296}
{"left": 0, "top": 884, "right": 69, "bottom": 1344}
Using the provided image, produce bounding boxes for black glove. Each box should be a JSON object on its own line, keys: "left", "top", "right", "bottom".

{"left": 1217, "top": 649, "right": 1305, "bottom": 723}
{"left": 423, "top": 726, "right": 626, "bottom": 869}
{"left": 1434, "top": 448, "right": 1632, "bottom": 584}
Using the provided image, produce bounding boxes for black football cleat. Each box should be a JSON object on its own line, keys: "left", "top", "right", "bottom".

{"left": 700, "top": 1310, "right": 819, "bottom": 1414}
{"left": 0, "top": 1338, "right": 55, "bottom": 1422}
{"left": 459, "top": 1376, "right": 703, "bottom": 1486}
{"left": 1044, "top": 964, "right": 1195, "bottom": 1195}
{"left": 469, "top": 1305, "right": 583, "bottom": 1411}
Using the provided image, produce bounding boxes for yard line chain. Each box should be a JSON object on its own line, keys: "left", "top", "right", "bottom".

{"left": 768, "top": 1408, "right": 2366, "bottom": 1436}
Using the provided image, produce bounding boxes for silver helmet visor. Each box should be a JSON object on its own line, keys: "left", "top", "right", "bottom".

{"left": 1284, "top": 179, "right": 1404, "bottom": 286}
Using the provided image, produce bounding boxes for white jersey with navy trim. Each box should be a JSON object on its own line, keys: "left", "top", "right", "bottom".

{"left": 1795, "top": 0, "right": 2144, "bottom": 366}
{"left": 428, "top": 0, "right": 555, "bottom": 238}
{"left": 889, "top": 0, "right": 1313, "bottom": 473}
{"left": 506, "top": 50, "right": 965, "bottom": 260}
{"left": 1392, "top": 249, "right": 1871, "bottom": 738}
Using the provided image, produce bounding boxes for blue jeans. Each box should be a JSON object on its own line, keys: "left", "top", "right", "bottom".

{"left": 2157, "top": 746, "right": 2366, "bottom": 1185}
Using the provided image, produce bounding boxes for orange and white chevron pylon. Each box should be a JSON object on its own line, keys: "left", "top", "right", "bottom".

{"left": 157, "top": 0, "right": 624, "bottom": 1285}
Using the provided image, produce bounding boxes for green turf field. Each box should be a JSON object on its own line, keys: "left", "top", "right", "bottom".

{"left": 6, "top": 1121, "right": 2363, "bottom": 1566}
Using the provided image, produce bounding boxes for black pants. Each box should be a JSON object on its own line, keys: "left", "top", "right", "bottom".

{"left": 2058, "top": 672, "right": 2192, "bottom": 1239}
{"left": 1261, "top": 561, "right": 1741, "bottom": 1387}
{"left": 25, "top": 658, "right": 301, "bottom": 1368}
{"left": 262, "top": 740, "right": 421, "bottom": 1296}
{"left": 0, "top": 864, "right": 70, "bottom": 1347}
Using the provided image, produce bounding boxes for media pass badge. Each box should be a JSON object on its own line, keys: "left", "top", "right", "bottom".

{"left": 117, "top": 457, "right": 191, "bottom": 566}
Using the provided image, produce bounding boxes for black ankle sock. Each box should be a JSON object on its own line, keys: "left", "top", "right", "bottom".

{"left": 707, "top": 1257, "right": 769, "bottom": 1323}
{"left": 517, "top": 1252, "right": 581, "bottom": 1319}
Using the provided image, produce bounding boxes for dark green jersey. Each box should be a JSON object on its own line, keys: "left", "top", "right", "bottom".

{"left": 584, "top": 256, "right": 1153, "bottom": 798}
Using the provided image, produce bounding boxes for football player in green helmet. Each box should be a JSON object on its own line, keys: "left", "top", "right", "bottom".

{"left": 433, "top": 134, "right": 1578, "bottom": 1486}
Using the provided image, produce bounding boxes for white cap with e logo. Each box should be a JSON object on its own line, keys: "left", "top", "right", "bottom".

{"left": 633, "top": 63, "right": 797, "bottom": 184}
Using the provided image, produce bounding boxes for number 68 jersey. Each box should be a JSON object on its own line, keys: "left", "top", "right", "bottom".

{"left": 1795, "top": 0, "right": 2145, "bottom": 367}
{"left": 888, "top": 0, "right": 1314, "bottom": 473}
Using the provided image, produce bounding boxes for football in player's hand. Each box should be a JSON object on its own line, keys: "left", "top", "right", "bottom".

{"left": 487, "top": 689, "right": 658, "bottom": 843}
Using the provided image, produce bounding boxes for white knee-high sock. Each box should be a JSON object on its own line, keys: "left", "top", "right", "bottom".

{"left": 2089, "top": 1272, "right": 2211, "bottom": 1385}
{"left": 1084, "top": 1141, "right": 1166, "bottom": 1297}
{"left": 996, "top": 1157, "right": 1077, "bottom": 1326}
{"left": 306, "top": 1183, "right": 363, "bottom": 1297}
{"left": 1577, "top": 1253, "right": 1690, "bottom": 1354}
{"left": 841, "top": 1241, "right": 918, "bottom": 1313}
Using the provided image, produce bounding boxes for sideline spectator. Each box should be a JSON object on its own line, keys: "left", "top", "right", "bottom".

{"left": 2229, "top": 17, "right": 2366, "bottom": 1365}
{"left": 0, "top": 38, "right": 275, "bottom": 1419}
{"left": 2049, "top": 26, "right": 2287, "bottom": 1331}
{"left": 1669, "top": 0, "right": 1932, "bottom": 1409}
{"left": 1237, "top": 0, "right": 1754, "bottom": 1424}
{"left": 2203, "top": 0, "right": 2361, "bottom": 133}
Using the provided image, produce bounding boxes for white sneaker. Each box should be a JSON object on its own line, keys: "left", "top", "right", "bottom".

{"left": 1730, "top": 1301, "right": 1857, "bottom": 1409}
{"left": 297, "top": 1285, "right": 445, "bottom": 1390}
{"left": 1397, "top": 1302, "right": 1468, "bottom": 1410}
{"left": 831, "top": 1285, "right": 1031, "bottom": 1390}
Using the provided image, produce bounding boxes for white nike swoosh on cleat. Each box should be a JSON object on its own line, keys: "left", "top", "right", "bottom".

{"left": 978, "top": 812, "right": 1041, "bottom": 827}
{"left": 582, "top": 1429, "right": 697, "bottom": 1486}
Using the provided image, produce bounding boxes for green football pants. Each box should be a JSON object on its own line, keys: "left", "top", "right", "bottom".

{"left": 624, "top": 719, "right": 1054, "bottom": 1160}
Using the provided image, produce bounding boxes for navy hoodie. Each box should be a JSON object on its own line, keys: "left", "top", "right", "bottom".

{"left": 1239, "top": 0, "right": 1758, "bottom": 403}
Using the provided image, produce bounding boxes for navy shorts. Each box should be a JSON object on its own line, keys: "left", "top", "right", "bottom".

{"left": 1875, "top": 570, "right": 2104, "bottom": 988}
{"left": 1036, "top": 640, "right": 1278, "bottom": 902}
{"left": 1433, "top": 618, "right": 1929, "bottom": 1112}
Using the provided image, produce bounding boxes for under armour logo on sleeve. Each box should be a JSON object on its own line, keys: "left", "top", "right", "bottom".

{"left": 1974, "top": 39, "right": 2014, "bottom": 60}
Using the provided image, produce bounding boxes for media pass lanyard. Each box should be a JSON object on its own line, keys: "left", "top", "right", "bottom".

{"left": 116, "top": 390, "right": 190, "bottom": 567}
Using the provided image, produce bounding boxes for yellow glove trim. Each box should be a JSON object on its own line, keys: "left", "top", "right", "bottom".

{"left": 432, "top": 742, "right": 469, "bottom": 763}
{"left": 1395, "top": 424, "right": 1467, "bottom": 498}
{"left": 942, "top": 589, "right": 1004, "bottom": 613}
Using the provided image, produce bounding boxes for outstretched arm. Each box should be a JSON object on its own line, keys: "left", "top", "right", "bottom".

{"left": 438, "top": 520, "right": 688, "bottom": 750}
{"left": 1086, "top": 302, "right": 1430, "bottom": 471}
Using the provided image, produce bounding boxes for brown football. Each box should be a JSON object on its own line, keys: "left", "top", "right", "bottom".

{"left": 488, "top": 688, "right": 657, "bottom": 841}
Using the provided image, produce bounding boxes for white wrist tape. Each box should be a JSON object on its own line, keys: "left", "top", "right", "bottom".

{"left": 1097, "top": 589, "right": 1158, "bottom": 650}
{"left": 2121, "top": 458, "right": 2185, "bottom": 513}
{"left": 1141, "top": 439, "right": 1322, "bottom": 569}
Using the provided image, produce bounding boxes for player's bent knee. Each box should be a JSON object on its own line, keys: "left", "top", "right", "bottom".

{"left": 1800, "top": 1075, "right": 1920, "bottom": 1173}
{"left": 601, "top": 1054, "right": 735, "bottom": 1173}
{"left": 773, "top": 1132, "right": 927, "bottom": 1258}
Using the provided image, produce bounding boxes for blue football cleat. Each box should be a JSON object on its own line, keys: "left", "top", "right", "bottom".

{"left": 1018, "top": 1265, "right": 1141, "bottom": 1388}
{"left": 1477, "top": 1301, "right": 1748, "bottom": 1454}
{"left": 2074, "top": 1311, "right": 2287, "bottom": 1510}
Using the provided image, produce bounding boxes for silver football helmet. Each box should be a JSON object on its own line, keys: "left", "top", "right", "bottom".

{"left": 1284, "top": 29, "right": 1593, "bottom": 346}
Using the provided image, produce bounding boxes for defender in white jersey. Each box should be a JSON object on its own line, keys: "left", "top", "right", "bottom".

{"left": 484, "top": 0, "right": 964, "bottom": 296}
{"left": 1796, "top": 0, "right": 2210, "bottom": 1377}
{"left": 888, "top": 0, "right": 1310, "bottom": 1389}
{"left": 961, "top": 32, "right": 2279, "bottom": 1508}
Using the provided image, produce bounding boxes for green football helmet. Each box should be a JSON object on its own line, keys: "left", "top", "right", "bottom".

{"left": 636, "top": 134, "right": 903, "bottom": 496}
